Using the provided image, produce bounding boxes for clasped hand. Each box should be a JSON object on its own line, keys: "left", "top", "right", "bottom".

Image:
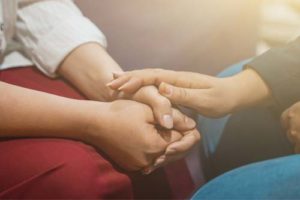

{"left": 101, "top": 85, "right": 200, "bottom": 174}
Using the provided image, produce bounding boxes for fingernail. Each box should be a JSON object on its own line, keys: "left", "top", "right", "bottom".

{"left": 161, "top": 83, "right": 172, "bottom": 96}
{"left": 166, "top": 148, "right": 176, "bottom": 155}
{"left": 162, "top": 114, "right": 173, "bottom": 129}
{"left": 142, "top": 167, "right": 153, "bottom": 175}
{"left": 118, "top": 85, "right": 126, "bottom": 91}
{"left": 154, "top": 156, "right": 166, "bottom": 167}
{"left": 106, "top": 82, "right": 113, "bottom": 87}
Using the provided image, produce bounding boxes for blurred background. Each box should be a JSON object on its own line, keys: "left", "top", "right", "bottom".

{"left": 258, "top": 0, "right": 300, "bottom": 54}
{"left": 74, "top": 0, "right": 300, "bottom": 186}
{"left": 75, "top": 0, "right": 260, "bottom": 75}
{"left": 74, "top": 0, "right": 300, "bottom": 75}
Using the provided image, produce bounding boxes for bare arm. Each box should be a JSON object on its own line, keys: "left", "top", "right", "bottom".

{"left": 0, "top": 81, "right": 99, "bottom": 139}
{"left": 58, "top": 43, "right": 122, "bottom": 101}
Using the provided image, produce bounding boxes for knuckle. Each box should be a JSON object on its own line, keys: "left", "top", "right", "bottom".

{"left": 155, "top": 97, "right": 171, "bottom": 108}
{"left": 177, "top": 88, "right": 189, "bottom": 101}
{"left": 146, "top": 138, "right": 166, "bottom": 153}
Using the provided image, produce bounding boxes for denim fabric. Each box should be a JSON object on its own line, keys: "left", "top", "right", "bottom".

{"left": 192, "top": 155, "right": 300, "bottom": 200}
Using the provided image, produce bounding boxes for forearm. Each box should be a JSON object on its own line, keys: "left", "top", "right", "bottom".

{"left": 0, "top": 81, "right": 102, "bottom": 140}
{"left": 58, "top": 43, "right": 123, "bottom": 101}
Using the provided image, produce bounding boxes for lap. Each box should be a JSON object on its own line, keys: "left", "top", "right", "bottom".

{"left": 193, "top": 155, "right": 300, "bottom": 199}
{"left": 0, "top": 67, "right": 194, "bottom": 199}
{"left": 0, "top": 138, "right": 132, "bottom": 199}
{"left": 199, "top": 60, "right": 293, "bottom": 179}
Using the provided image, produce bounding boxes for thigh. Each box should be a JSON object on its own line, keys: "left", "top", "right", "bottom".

{"left": 0, "top": 138, "right": 133, "bottom": 199}
{"left": 192, "top": 155, "right": 300, "bottom": 200}
{"left": 0, "top": 67, "right": 193, "bottom": 199}
{"left": 211, "top": 106, "right": 293, "bottom": 177}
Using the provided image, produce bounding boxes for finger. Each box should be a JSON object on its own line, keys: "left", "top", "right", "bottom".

{"left": 132, "top": 86, "right": 174, "bottom": 129}
{"left": 146, "top": 152, "right": 184, "bottom": 174}
{"left": 159, "top": 82, "right": 205, "bottom": 111}
{"left": 150, "top": 149, "right": 191, "bottom": 173}
{"left": 110, "top": 69, "right": 214, "bottom": 90}
{"left": 147, "top": 129, "right": 200, "bottom": 173}
{"left": 118, "top": 77, "right": 143, "bottom": 94}
{"left": 165, "top": 129, "right": 201, "bottom": 155}
{"left": 143, "top": 155, "right": 167, "bottom": 174}
{"left": 141, "top": 128, "right": 183, "bottom": 175}
{"left": 158, "top": 129, "right": 183, "bottom": 144}
{"left": 106, "top": 75, "right": 130, "bottom": 90}
{"left": 112, "top": 71, "right": 124, "bottom": 79}
{"left": 172, "top": 108, "right": 196, "bottom": 131}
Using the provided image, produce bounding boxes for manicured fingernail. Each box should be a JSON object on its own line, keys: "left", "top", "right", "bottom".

{"left": 160, "top": 83, "right": 172, "bottom": 96}
{"left": 162, "top": 114, "right": 173, "bottom": 129}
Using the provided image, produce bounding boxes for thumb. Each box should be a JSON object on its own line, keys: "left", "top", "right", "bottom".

{"left": 159, "top": 82, "right": 200, "bottom": 109}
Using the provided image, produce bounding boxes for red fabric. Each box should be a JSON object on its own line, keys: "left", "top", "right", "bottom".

{"left": 0, "top": 67, "right": 195, "bottom": 199}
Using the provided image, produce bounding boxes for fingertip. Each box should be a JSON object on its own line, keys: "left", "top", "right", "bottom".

{"left": 106, "top": 80, "right": 119, "bottom": 90}
{"left": 162, "top": 114, "right": 174, "bottom": 129}
{"left": 118, "top": 78, "right": 143, "bottom": 94}
{"left": 159, "top": 82, "right": 173, "bottom": 97}
{"left": 185, "top": 116, "right": 196, "bottom": 129}
{"left": 165, "top": 147, "right": 177, "bottom": 155}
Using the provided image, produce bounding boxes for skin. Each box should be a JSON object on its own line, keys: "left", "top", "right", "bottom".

{"left": 0, "top": 81, "right": 199, "bottom": 171}
{"left": 107, "top": 68, "right": 272, "bottom": 117}
{"left": 112, "top": 68, "right": 300, "bottom": 153}
{"left": 1, "top": 43, "right": 200, "bottom": 173}
{"left": 58, "top": 43, "right": 202, "bottom": 172}
{"left": 58, "top": 43, "right": 175, "bottom": 129}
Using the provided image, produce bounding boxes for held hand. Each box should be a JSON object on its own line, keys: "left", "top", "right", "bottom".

{"left": 281, "top": 102, "right": 300, "bottom": 153}
{"left": 85, "top": 100, "right": 199, "bottom": 171}
{"left": 108, "top": 68, "right": 271, "bottom": 117}
{"left": 119, "top": 85, "right": 181, "bottom": 129}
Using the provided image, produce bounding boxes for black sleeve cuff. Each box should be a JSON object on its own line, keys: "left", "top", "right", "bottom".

{"left": 245, "top": 38, "right": 300, "bottom": 113}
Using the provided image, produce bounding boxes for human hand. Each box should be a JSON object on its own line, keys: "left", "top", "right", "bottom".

{"left": 117, "top": 85, "right": 179, "bottom": 129}
{"left": 281, "top": 101, "right": 300, "bottom": 153}
{"left": 85, "top": 100, "right": 200, "bottom": 171}
{"left": 107, "top": 68, "right": 271, "bottom": 117}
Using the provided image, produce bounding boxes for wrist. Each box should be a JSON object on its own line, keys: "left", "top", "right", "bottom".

{"left": 70, "top": 100, "right": 110, "bottom": 143}
{"left": 228, "top": 68, "right": 271, "bottom": 111}
{"left": 58, "top": 43, "right": 123, "bottom": 101}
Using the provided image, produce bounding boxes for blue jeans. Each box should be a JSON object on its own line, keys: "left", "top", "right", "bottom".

{"left": 193, "top": 155, "right": 300, "bottom": 199}
{"left": 193, "top": 60, "right": 297, "bottom": 199}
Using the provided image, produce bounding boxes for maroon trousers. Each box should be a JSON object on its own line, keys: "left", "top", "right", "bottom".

{"left": 0, "top": 67, "right": 195, "bottom": 199}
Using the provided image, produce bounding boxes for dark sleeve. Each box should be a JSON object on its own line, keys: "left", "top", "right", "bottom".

{"left": 245, "top": 37, "right": 300, "bottom": 113}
